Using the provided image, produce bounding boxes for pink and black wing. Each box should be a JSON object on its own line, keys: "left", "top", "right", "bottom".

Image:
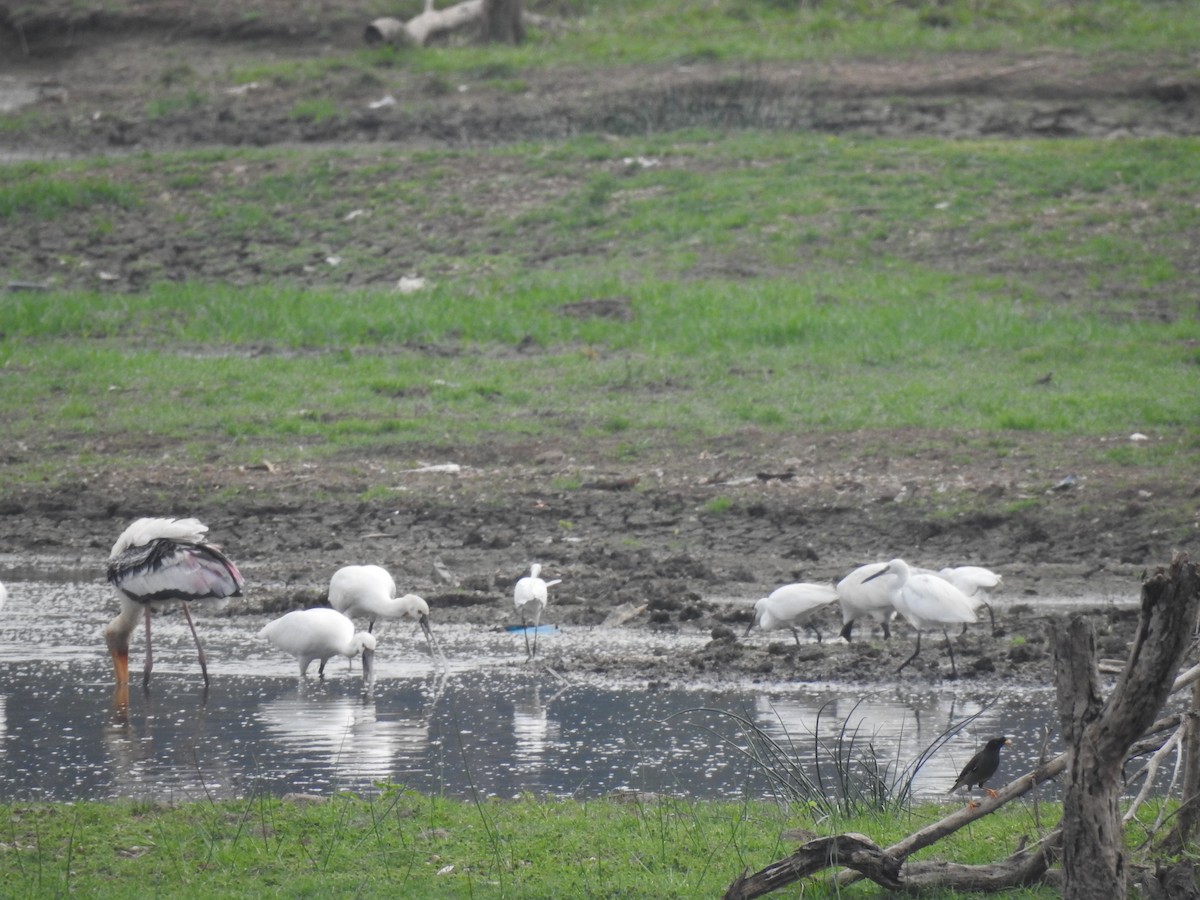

{"left": 108, "top": 538, "right": 244, "bottom": 604}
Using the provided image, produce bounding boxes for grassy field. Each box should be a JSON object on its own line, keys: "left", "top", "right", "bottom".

{"left": 0, "top": 792, "right": 1066, "bottom": 898}
{"left": 2, "top": 132, "right": 1198, "bottom": 481}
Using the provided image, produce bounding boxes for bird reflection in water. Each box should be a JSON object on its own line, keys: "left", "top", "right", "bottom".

{"left": 512, "top": 683, "right": 570, "bottom": 777}
{"left": 104, "top": 687, "right": 234, "bottom": 801}
{"left": 751, "top": 692, "right": 993, "bottom": 797}
{"left": 257, "top": 671, "right": 449, "bottom": 788}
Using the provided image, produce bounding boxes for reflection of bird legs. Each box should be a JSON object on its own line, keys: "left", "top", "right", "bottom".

{"left": 424, "top": 668, "right": 450, "bottom": 714}
{"left": 540, "top": 661, "right": 571, "bottom": 687}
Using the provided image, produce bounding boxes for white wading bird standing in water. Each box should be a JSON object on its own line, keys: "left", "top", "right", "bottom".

{"left": 327, "top": 564, "right": 440, "bottom": 662}
{"left": 105, "top": 517, "right": 244, "bottom": 688}
{"left": 835, "top": 561, "right": 900, "bottom": 642}
{"left": 258, "top": 607, "right": 377, "bottom": 687}
{"left": 746, "top": 582, "right": 839, "bottom": 645}
{"left": 514, "top": 563, "right": 561, "bottom": 658}
{"left": 863, "top": 558, "right": 977, "bottom": 677}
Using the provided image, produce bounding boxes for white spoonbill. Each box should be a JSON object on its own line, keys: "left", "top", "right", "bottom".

{"left": 746, "top": 582, "right": 839, "bottom": 645}
{"left": 105, "top": 517, "right": 244, "bottom": 688}
{"left": 258, "top": 607, "right": 377, "bottom": 686}
{"left": 835, "top": 562, "right": 899, "bottom": 642}
{"left": 514, "top": 563, "right": 561, "bottom": 658}
{"left": 328, "top": 564, "right": 438, "bottom": 659}
{"left": 864, "top": 558, "right": 977, "bottom": 677}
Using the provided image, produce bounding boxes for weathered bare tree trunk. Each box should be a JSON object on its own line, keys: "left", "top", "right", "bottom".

{"left": 481, "top": 0, "right": 524, "bottom": 44}
{"left": 1053, "top": 554, "right": 1200, "bottom": 900}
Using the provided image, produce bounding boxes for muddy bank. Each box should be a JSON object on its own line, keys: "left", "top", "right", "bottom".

{"left": 1, "top": 20, "right": 1198, "bottom": 160}
{"left": 0, "top": 431, "right": 1178, "bottom": 688}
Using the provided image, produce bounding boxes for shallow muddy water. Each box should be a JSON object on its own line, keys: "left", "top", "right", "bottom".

{"left": 0, "top": 579, "right": 1138, "bottom": 804}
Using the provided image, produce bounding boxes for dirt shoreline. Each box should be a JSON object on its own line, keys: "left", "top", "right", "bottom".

{"left": 0, "top": 431, "right": 1181, "bottom": 688}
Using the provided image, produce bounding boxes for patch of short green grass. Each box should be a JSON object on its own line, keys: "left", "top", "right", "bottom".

{"left": 0, "top": 792, "right": 1069, "bottom": 898}
{"left": 0, "top": 167, "right": 139, "bottom": 219}
{"left": 0, "top": 266, "right": 1196, "bottom": 476}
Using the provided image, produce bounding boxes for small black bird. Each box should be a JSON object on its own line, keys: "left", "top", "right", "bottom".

{"left": 948, "top": 736, "right": 1010, "bottom": 803}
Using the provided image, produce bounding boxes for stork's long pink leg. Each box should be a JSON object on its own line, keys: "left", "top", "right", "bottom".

{"left": 180, "top": 602, "right": 210, "bottom": 686}
{"left": 143, "top": 606, "right": 154, "bottom": 688}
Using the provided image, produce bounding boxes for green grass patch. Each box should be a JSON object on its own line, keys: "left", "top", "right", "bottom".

{"left": 0, "top": 167, "right": 139, "bottom": 219}
{"left": 0, "top": 792, "right": 1069, "bottom": 897}
{"left": 0, "top": 265, "right": 1197, "bottom": 477}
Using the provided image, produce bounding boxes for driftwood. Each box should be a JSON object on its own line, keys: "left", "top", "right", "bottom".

{"left": 723, "top": 833, "right": 902, "bottom": 898}
{"left": 1054, "top": 553, "right": 1200, "bottom": 899}
{"left": 725, "top": 554, "right": 1200, "bottom": 898}
{"left": 364, "top": 0, "right": 484, "bottom": 47}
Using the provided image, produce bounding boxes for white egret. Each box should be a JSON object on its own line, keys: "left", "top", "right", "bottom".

{"left": 328, "top": 564, "right": 439, "bottom": 660}
{"left": 938, "top": 565, "right": 1001, "bottom": 634}
{"left": 864, "top": 558, "right": 977, "bottom": 677}
{"left": 514, "top": 563, "right": 560, "bottom": 658}
{"left": 746, "top": 582, "right": 839, "bottom": 645}
{"left": 258, "top": 607, "right": 376, "bottom": 686}
{"left": 105, "top": 517, "right": 244, "bottom": 688}
{"left": 835, "top": 562, "right": 899, "bottom": 642}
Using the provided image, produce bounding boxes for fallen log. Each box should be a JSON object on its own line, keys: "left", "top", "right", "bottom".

{"left": 364, "top": 0, "right": 484, "bottom": 47}
{"left": 723, "top": 833, "right": 902, "bottom": 899}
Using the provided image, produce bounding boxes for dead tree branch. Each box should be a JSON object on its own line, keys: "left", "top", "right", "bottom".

{"left": 725, "top": 556, "right": 1200, "bottom": 898}
{"left": 364, "top": 0, "right": 484, "bottom": 47}
{"left": 723, "top": 833, "right": 902, "bottom": 898}
{"left": 1054, "top": 553, "right": 1200, "bottom": 900}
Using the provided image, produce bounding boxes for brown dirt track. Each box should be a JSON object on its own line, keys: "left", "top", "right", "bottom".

{"left": 1, "top": 5, "right": 1197, "bottom": 687}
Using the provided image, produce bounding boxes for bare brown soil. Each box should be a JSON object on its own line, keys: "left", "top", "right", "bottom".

{"left": 1, "top": 10, "right": 1195, "bottom": 686}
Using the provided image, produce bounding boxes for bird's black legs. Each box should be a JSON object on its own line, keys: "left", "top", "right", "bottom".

{"left": 943, "top": 629, "right": 957, "bottom": 679}
{"left": 882, "top": 619, "right": 891, "bottom": 640}
{"left": 896, "top": 630, "right": 922, "bottom": 673}
{"left": 521, "top": 612, "right": 532, "bottom": 658}
{"left": 960, "top": 600, "right": 997, "bottom": 636}
{"left": 981, "top": 600, "right": 997, "bottom": 636}
{"left": 181, "top": 602, "right": 210, "bottom": 687}
{"left": 807, "top": 624, "right": 823, "bottom": 644}
{"left": 143, "top": 606, "right": 154, "bottom": 688}
{"left": 532, "top": 608, "right": 542, "bottom": 657}
{"left": 839, "top": 621, "right": 854, "bottom": 642}
{"left": 790, "top": 627, "right": 802, "bottom": 647}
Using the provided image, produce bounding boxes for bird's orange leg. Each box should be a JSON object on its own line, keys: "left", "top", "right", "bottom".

{"left": 985, "top": 788, "right": 999, "bottom": 798}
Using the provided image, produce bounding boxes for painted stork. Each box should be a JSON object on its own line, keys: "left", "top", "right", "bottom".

{"left": 105, "top": 517, "right": 243, "bottom": 688}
